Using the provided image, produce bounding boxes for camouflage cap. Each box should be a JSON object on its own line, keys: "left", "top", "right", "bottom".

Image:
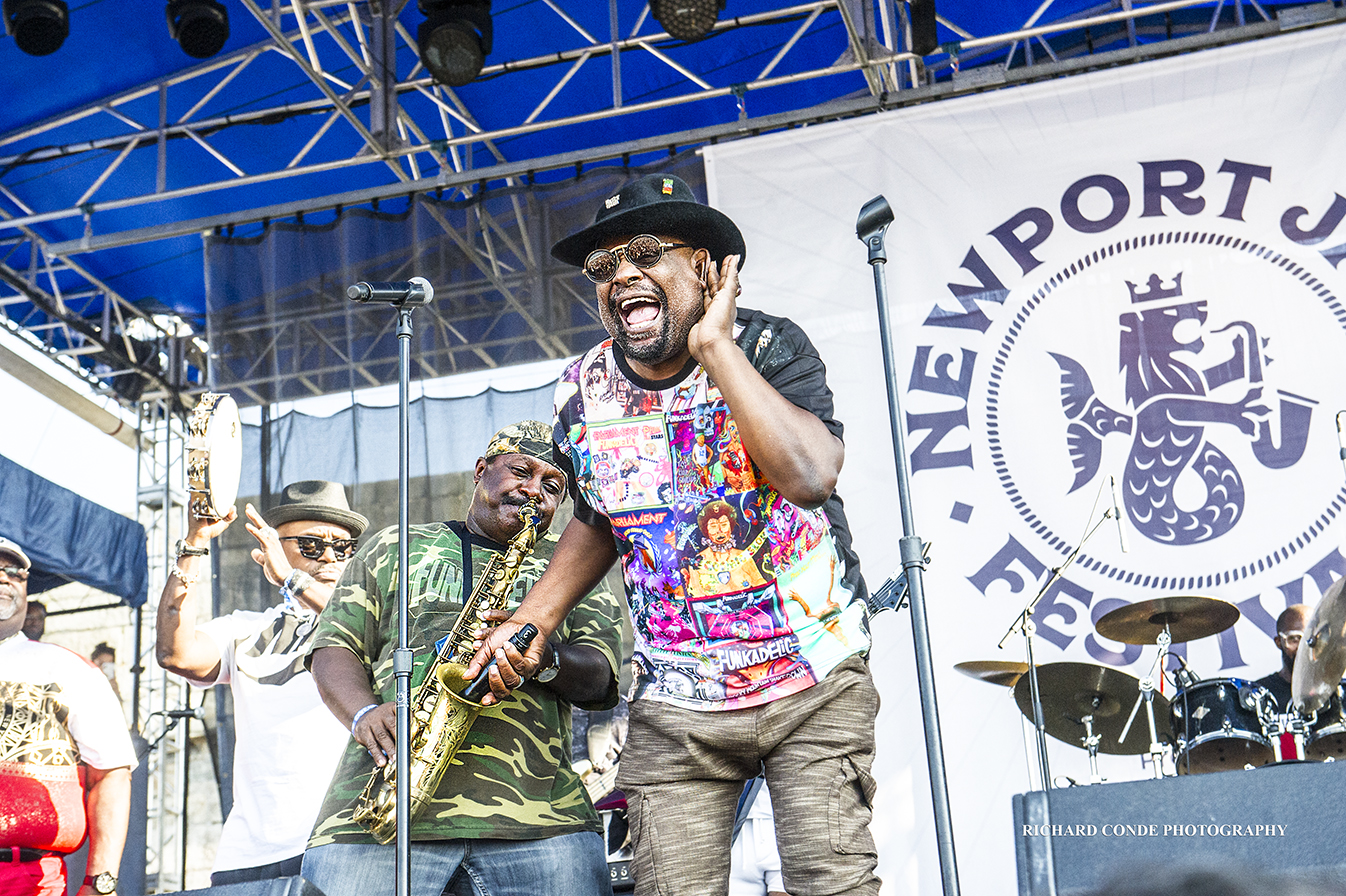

{"left": 484, "top": 420, "right": 566, "bottom": 481}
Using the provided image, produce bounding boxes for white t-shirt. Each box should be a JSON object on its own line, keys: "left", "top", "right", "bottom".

{"left": 0, "top": 631, "right": 136, "bottom": 770}
{"left": 0, "top": 631, "right": 136, "bottom": 853}
{"left": 730, "top": 784, "right": 784, "bottom": 896}
{"left": 194, "top": 603, "right": 349, "bottom": 873}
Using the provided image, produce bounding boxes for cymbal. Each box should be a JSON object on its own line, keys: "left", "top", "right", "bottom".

{"left": 955, "top": 660, "right": 1029, "bottom": 687}
{"left": 1014, "top": 662, "right": 1171, "bottom": 755}
{"left": 1293, "top": 574, "right": 1346, "bottom": 714}
{"left": 1094, "top": 595, "right": 1239, "bottom": 645}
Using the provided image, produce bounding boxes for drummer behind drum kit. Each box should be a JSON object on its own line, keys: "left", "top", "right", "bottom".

{"left": 957, "top": 587, "right": 1346, "bottom": 781}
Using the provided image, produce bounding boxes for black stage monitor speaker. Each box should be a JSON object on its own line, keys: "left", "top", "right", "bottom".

{"left": 1012, "top": 761, "right": 1346, "bottom": 895}
{"left": 177, "top": 877, "right": 325, "bottom": 896}
{"left": 909, "top": 0, "right": 938, "bottom": 56}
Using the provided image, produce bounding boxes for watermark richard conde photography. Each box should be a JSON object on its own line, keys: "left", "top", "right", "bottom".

{"left": 1022, "top": 823, "right": 1288, "bottom": 838}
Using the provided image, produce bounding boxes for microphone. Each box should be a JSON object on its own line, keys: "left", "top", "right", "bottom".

{"left": 1109, "top": 474, "right": 1130, "bottom": 554}
{"left": 1172, "top": 654, "right": 1200, "bottom": 690}
{"left": 165, "top": 708, "right": 204, "bottom": 720}
{"left": 1336, "top": 411, "right": 1346, "bottom": 479}
{"left": 347, "top": 277, "right": 434, "bottom": 307}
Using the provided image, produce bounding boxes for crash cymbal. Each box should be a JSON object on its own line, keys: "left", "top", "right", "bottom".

{"left": 955, "top": 660, "right": 1030, "bottom": 687}
{"left": 1014, "top": 662, "right": 1171, "bottom": 755}
{"left": 1094, "top": 595, "right": 1239, "bottom": 645}
{"left": 1293, "top": 575, "right": 1346, "bottom": 714}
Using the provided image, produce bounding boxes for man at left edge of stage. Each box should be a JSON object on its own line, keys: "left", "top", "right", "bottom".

{"left": 302, "top": 420, "right": 623, "bottom": 896}
{"left": 0, "top": 535, "right": 135, "bottom": 896}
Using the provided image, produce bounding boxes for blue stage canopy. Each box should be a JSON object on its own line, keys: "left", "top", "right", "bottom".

{"left": 0, "top": 454, "right": 148, "bottom": 608}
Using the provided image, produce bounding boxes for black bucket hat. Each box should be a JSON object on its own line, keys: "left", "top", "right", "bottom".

{"left": 551, "top": 173, "right": 747, "bottom": 270}
{"left": 263, "top": 480, "right": 368, "bottom": 537}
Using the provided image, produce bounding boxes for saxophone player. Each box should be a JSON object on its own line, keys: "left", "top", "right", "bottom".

{"left": 303, "top": 421, "right": 623, "bottom": 896}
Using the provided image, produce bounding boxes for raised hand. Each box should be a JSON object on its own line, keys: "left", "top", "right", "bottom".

{"left": 687, "top": 253, "right": 742, "bottom": 364}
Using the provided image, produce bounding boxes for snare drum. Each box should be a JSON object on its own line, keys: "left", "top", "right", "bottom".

{"left": 186, "top": 392, "right": 242, "bottom": 521}
{"left": 1306, "top": 685, "right": 1346, "bottom": 760}
{"left": 1170, "top": 678, "right": 1273, "bottom": 774}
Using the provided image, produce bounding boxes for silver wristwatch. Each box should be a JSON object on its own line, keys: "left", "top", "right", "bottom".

{"left": 174, "top": 539, "right": 209, "bottom": 559}
{"left": 535, "top": 643, "right": 561, "bottom": 683}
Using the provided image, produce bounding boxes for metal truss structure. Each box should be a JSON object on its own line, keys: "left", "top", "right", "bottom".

{"left": 133, "top": 398, "right": 195, "bottom": 894}
{"left": 1, "top": 0, "right": 1340, "bottom": 408}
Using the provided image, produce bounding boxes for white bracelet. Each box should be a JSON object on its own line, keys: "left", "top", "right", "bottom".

{"left": 351, "top": 703, "right": 379, "bottom": 733}
{"left": 170, "top": 564, "right": 200, "bottom": 586}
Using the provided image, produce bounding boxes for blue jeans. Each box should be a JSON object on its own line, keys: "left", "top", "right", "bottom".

{"left": 301, "top": 833, "right": 613, "bottom": 896}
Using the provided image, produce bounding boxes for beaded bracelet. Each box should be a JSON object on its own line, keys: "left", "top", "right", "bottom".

{"left": 170, "top": 564, "right": 200, "bottom": 586}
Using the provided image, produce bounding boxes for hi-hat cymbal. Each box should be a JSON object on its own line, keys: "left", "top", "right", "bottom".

{"left": 1293, "top": 575, "right": 1346, "bottom": 714}
{"left": 1014, "top": 662, "right": 1171, "bottom": 755}
{"left": 955, "top": 660, "right": 1030, "bottom": 687}
{"left": 1094, "top": 595, "right": 1239, "bottom": 645}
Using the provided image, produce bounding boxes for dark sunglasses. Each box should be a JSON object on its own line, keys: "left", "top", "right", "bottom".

{"left": 583, "top": 234, "right": 691, "bottom": 283}
{"left": 0, "top": 565, "right": 28, "bottom": 582}
{"left": 280, "top": 536, "right": 358, "bottom": 560}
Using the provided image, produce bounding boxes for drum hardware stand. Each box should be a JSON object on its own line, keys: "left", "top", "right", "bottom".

{"left": 998, "top": 483, "right": 1117, "bottom": 791}
{"left": 347, "top": 277, "right": 434, "bottom": 896}
{"left": 1079, "top": 713, "right": 1104, "bottom": 785}
{"left": 1266, "top": 692, "right": 1310, "bottom": 762}
{"left": 1117, "top": 627, "right": 1170, "bottom": 778}
{"left": 858, "top": 197, "right": 960, "bottom": 896}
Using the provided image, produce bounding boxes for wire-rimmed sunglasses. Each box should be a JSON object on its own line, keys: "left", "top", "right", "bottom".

{"left": 583, "top": 234, "right": 692, "bottom": 283}
{"left": 280, "top": 535, "right": 359, "bottom": 561}
{"left": 0, "top": 565, "right": 29, "bottom": 582}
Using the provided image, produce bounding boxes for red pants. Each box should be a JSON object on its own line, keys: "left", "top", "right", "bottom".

{"left": 0, "top": 856, "right": 66, "bottom": 896}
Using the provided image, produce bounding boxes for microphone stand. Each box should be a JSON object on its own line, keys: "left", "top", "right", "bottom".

{"left": 347, "top": 277, "right": 433, "bottom": 896}
{"left": 857, "top": 197, "right": 960, "bottom": 896}
{"left": 998, "top": 511, "right": 1112, "bottom": 790}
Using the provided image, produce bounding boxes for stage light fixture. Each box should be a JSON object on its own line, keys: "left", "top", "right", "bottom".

{"left": 166, "top": 0, "right": 229, "bottom": 59}
{"left": 417, "top": 0, "right": 492, "bottom": 87}
{"left": 3, "top": 0, "right": 69, "bottom": 56}
{"left": 650, "top": 0, "right": 725, "bottom": 42}
{"left": 909, "top": 0, "right": 938, "bottom": 56}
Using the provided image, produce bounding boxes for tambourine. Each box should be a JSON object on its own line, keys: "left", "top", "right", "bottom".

{"left": 186, "top": 392, "right": 242, "bottom": 521}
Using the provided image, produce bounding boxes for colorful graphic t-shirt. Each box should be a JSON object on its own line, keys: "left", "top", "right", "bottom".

{"left": 554, "top": 308, "right": 870, "bottom": 712}
{"left": 306, "top": 521, "right": 623, "bottom": 846}
{"left": 0, "top": 632, "right": 136, "bottom": 853}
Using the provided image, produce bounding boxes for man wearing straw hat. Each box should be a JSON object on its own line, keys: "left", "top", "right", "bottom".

{"left": 156, "top": 480, "right": 367, "bottom": 885}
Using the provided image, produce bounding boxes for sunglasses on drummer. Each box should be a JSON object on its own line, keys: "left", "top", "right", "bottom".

{"left": 280, "top": 536, "right": 359, "bottom": 561}
{"left": 583, "top": 235, "right": 692, "bottom": 283}
{"left": 0, "top": 565, "right": 28, "bottom": 582}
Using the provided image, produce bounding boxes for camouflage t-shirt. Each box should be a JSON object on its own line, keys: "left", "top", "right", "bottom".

{"left": 306, "top": 520, "right": 623, "bottom": 845}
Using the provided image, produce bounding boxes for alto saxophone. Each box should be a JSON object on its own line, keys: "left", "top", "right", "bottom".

{"left": 353, "top": 500, "right": 543, "bottom": 843}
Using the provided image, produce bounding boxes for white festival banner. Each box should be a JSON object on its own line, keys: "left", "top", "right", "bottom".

{"left": 705, "top": 23, "right": 1346, "bottom": 896}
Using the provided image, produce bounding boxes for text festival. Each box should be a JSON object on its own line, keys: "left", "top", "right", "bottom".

{"left": 905, "top": 157, "right": 1346, "bottom": 671}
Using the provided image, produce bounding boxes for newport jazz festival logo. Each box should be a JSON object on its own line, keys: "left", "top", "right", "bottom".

{"left": 904, "top": 158, "right": 1346, "bottom": 668}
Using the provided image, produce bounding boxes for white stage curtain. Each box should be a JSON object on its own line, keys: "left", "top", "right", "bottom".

{"left": 705, "top": 24, "right": 1346, "bottom": 896}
